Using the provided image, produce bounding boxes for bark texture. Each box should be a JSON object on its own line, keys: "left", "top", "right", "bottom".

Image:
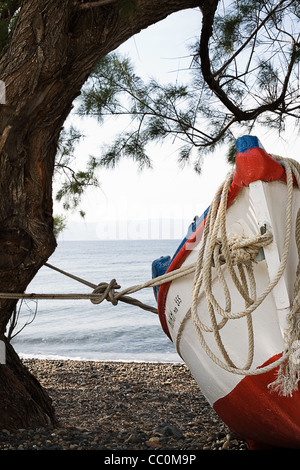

{"left": 0, "top": 0, "right": 200, "bottom": 429}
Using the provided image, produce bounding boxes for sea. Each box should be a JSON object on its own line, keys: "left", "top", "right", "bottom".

{"left": 11, "top": 239, "right": 183, "bottom": 363}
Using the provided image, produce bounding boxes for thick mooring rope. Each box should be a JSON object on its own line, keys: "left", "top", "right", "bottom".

{"left": 174, "top": 156, "right": 300, "bottom": 395}
{"left": 1, "top": 155, "right": 300, "bottom": 394}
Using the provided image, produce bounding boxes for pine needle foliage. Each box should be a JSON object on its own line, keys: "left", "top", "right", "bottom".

{"left": 1, "top": 0, "right": 299, "bottom": 224}
{"left": 78, "top": 0, "right": 300, "bottom": 169}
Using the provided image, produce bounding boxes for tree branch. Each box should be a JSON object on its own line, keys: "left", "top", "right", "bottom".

{"left": 199, "top": 0, "right": 298, "bottom": 123}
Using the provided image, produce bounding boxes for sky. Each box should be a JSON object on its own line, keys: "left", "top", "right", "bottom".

{"left": 56, "top": 7, "right": 300, "bottom": 242}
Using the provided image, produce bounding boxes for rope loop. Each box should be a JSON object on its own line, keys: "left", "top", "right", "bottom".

{"left": 91, "top": 279, "right": 121, "bottom": 305}
{"left": 174, "top": 155, "right": 300, "bottom": 395}
{"left": 2, "top": 154, "right": 300, "bottom": 396}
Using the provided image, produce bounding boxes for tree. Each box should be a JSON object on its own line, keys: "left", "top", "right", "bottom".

{"left": 76, "top": 0, "right": 300, "bottom": 172}
{"left": 0, "top": 0, "right": 200, "bottom": 429}
{"left": 1, "top": 0, "right": 298, "bottom": 431}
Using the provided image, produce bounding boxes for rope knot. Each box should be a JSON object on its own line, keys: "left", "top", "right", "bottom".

{"left": 214, "top": 231, "right": 273, "bottom": 266}
{"left": 91, "top": 279, "right": 121, "bottom": 305}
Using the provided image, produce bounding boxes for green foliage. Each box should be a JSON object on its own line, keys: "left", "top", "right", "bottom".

{"left": 79, "top": 53, "right": 217, "bottom": 173}
{"left": 2, "top": 0, "right": 299, "bottom": 227}
{"left": 214, "top": 12, "right": 243, "bottom": 52}
{"left": 53, "top": 215, "right": 67, "bottom": 239}
{"left": 54, "top": 126, "right": 100, "bottom": 214}
{"left": 76, "top": 0, "right": 299, "bottom": 172}
{"left": 206, "top": 0, "right": 300, "bottom": 129}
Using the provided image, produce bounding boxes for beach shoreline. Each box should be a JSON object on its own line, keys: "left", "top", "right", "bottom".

{"left": 0, "top": 358, "right": 248, "bottom": 451}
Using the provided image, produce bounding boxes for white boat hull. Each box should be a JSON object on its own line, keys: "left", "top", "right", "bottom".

{"left": 154, "top": 136, "right": 300, "bottom": 449}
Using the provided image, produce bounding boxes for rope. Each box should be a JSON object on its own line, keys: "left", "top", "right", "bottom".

{"left": 43, "top": 261, "right": 198, "bottom": 313}
{"left": 270, "top": 209, "right": 300, "bottom": 396}
{"left": 174, "top": 156, "right": 300, "bottom": 393}
{"left": 0, "top": 154, "right": 300, "bottom": 394}
{"left": 0, "top": 259, "right": 197, "bottom": 315}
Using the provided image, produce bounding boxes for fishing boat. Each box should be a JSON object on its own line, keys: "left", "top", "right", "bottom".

{"left": 152, "top": 135, "right": 300, "bottom": 450}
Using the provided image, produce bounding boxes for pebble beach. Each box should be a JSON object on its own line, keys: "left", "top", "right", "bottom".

{"left": 0, "top": 359, "right": 248, "bottom": 451}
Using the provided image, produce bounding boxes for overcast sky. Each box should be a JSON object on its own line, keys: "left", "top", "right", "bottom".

{"left": 56, "top": 8, "right": 300, "bottom": 241}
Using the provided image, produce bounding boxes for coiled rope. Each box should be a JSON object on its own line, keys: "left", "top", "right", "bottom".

{"left": 0, "top": 257, "right": 197, "bottom": 313}
{"left": 174, "top": 155, "right": 300, "bottom": 396}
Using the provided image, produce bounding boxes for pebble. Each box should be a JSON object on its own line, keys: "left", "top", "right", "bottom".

{"left": 0, "top": 359, "right": 248, "bottom": 451}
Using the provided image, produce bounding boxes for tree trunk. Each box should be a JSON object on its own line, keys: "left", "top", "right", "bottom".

{"left": 0, "top": 338, "right": 56, "bottom": 429}
{"left": 0, "top": 0, "right": 200, "bottom": 429}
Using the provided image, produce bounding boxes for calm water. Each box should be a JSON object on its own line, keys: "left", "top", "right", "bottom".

{"left": 11, "top": 239, "right": 183, "bottom": 363}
